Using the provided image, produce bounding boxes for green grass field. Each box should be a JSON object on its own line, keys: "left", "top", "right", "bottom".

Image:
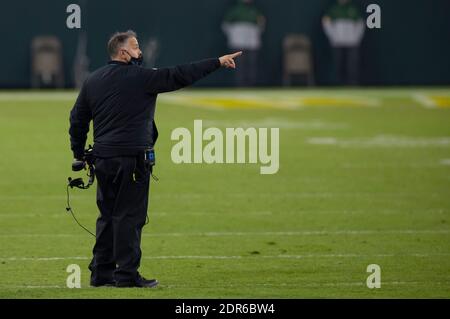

{"left": 0, "top": 88, "right": 449, "bottom": 298}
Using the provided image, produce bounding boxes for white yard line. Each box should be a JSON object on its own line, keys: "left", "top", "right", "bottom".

{"left": 2, "top": 253, "right": 450, "bottom": 262}
{"left": 0, "top": 211, "right": 274, "bottom": 218}
{"left": 140, "top": 230, "right": 450, "bottom": 237}
{"left": 2, "top": 256, "right": 90, "bottom": 261}
{"left": 0, "top": 229, "right": 449, "bottom": 238}
{"left": 2, "top": 280, "right": 449, "bottom": 289}
{"left": 307, "top": 135, "right": 450, "bottom": 147}
{"left": 412, "top": 93, "right": 436, "bottom": 108}
{"left": 1, "top": 285, "right": 65, "bottom": 289}
{"left": 0, "top": 191, "right": 445, "bottom": 200}
{"left": 164, "top": 281, "right": 450, "bottom": 289}
{"left": 0, "top": 92, "right": 77, "bottom": 102}
{"left": 3, "top": 208, "right": 449, "bottom": 220}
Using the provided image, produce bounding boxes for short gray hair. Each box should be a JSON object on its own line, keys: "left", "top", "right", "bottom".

{"left": 107, "top": 30, "right": 137, "bottom": 58}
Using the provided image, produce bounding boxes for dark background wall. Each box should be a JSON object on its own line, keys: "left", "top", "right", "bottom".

{"left": 1, "top": 0, "right": 450, "bottom": 88}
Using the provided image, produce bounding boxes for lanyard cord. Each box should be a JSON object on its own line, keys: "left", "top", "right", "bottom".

{"left": 66, "top": 185, "right": 96, "bottom": 238}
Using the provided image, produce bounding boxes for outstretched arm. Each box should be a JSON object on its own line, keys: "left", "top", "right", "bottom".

{"left": 143, "top": 52, "right": 242, "bottom": 94}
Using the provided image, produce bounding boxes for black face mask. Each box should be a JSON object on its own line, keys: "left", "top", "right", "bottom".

{"left": 124, "top": 50, "right": 143, "bottom": 66}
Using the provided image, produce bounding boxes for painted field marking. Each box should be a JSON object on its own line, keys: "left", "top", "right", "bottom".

{"left": 2, "top": 208, "right": 447, "bottom": 219}
{"left": 202, "top": 118, "right": 349, "bottom": 130}
{"left": 2, "top": 280, "right": 450, "bottom": 290}
{"left": 431, "top": 96, "right": 450, "bottom": 108}
{"left": 2, "top": 252, "right": 450, "bottom": 262}
{"left": 0, "top": 229, "right": 449, "bottom": 238}
{"left": 161, "top": 94, "right": 380, "bottom": 110}
{"left": 413, "top": 94, "right": 437, "bottom": 108}
{"left": 0, "top": 191, "right": 448, "bottom": 202}
{"left": 307, "top": 135, "right": 450, "bottom": 147}
{"left": 0, "top": 92, "right": 77, "bottom": 102}
{"left": 0, "top": 211, "right": 273, "bottom": 218}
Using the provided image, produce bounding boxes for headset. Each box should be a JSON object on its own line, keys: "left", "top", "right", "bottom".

{"left": 68, "top": 145, "right": 95, "bottom": 190}
{"left": 66, "top": 145, "right": 96, "bottom": 237}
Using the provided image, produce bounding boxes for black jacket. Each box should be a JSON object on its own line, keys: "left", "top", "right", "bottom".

{"left": 69, "top": 58, "right": 221, "bottom": 159}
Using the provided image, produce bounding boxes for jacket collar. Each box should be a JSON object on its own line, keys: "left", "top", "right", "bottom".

{"left": 108, "top": 60, "right": 129, "bottom": 66}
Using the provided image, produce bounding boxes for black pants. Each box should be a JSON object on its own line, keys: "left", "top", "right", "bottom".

{"left": 88, "top": 155, "right": 151, "bottom": 283}
{"left": 333, "top": 46, "right": 360, "bottom": 85}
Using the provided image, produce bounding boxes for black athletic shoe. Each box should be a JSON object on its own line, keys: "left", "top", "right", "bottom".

{"left": 90, "top": 279, "right": 116, "bottom": 287}
{"left": 116, "top": 274, "right": 159, "bottom": 288}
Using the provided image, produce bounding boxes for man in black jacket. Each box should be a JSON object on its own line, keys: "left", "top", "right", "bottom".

{"left": 69, "top": 30, "right": 241, "bottom": 288}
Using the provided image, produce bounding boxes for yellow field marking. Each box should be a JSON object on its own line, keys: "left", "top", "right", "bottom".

{"left": 190, "top": 97, "right": 277, "bottom": 109}
{"left": 165, "top": 96, "right": 377, "bottom": 109}
{"left": 430, "top": 96, "right": 450, "bottom": 108}
{"left": 299, "top": 97, "right": 374, "bottom": 107}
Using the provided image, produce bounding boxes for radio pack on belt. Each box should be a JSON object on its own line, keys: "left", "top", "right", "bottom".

{"left": 144, "top": 147, "right": 155, "bottom": 167}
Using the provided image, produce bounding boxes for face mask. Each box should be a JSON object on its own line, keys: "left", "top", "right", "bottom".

{"left": 124, "top": 50, "right": 143, "bottom": 66}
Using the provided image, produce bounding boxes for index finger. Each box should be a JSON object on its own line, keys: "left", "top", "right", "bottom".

{"left": 230, "top": 51, "right": 243, "bottom": 58}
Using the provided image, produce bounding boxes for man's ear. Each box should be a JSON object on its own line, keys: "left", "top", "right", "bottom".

{"left": 121, "top": 50, "right": 129, "bottom": 61}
